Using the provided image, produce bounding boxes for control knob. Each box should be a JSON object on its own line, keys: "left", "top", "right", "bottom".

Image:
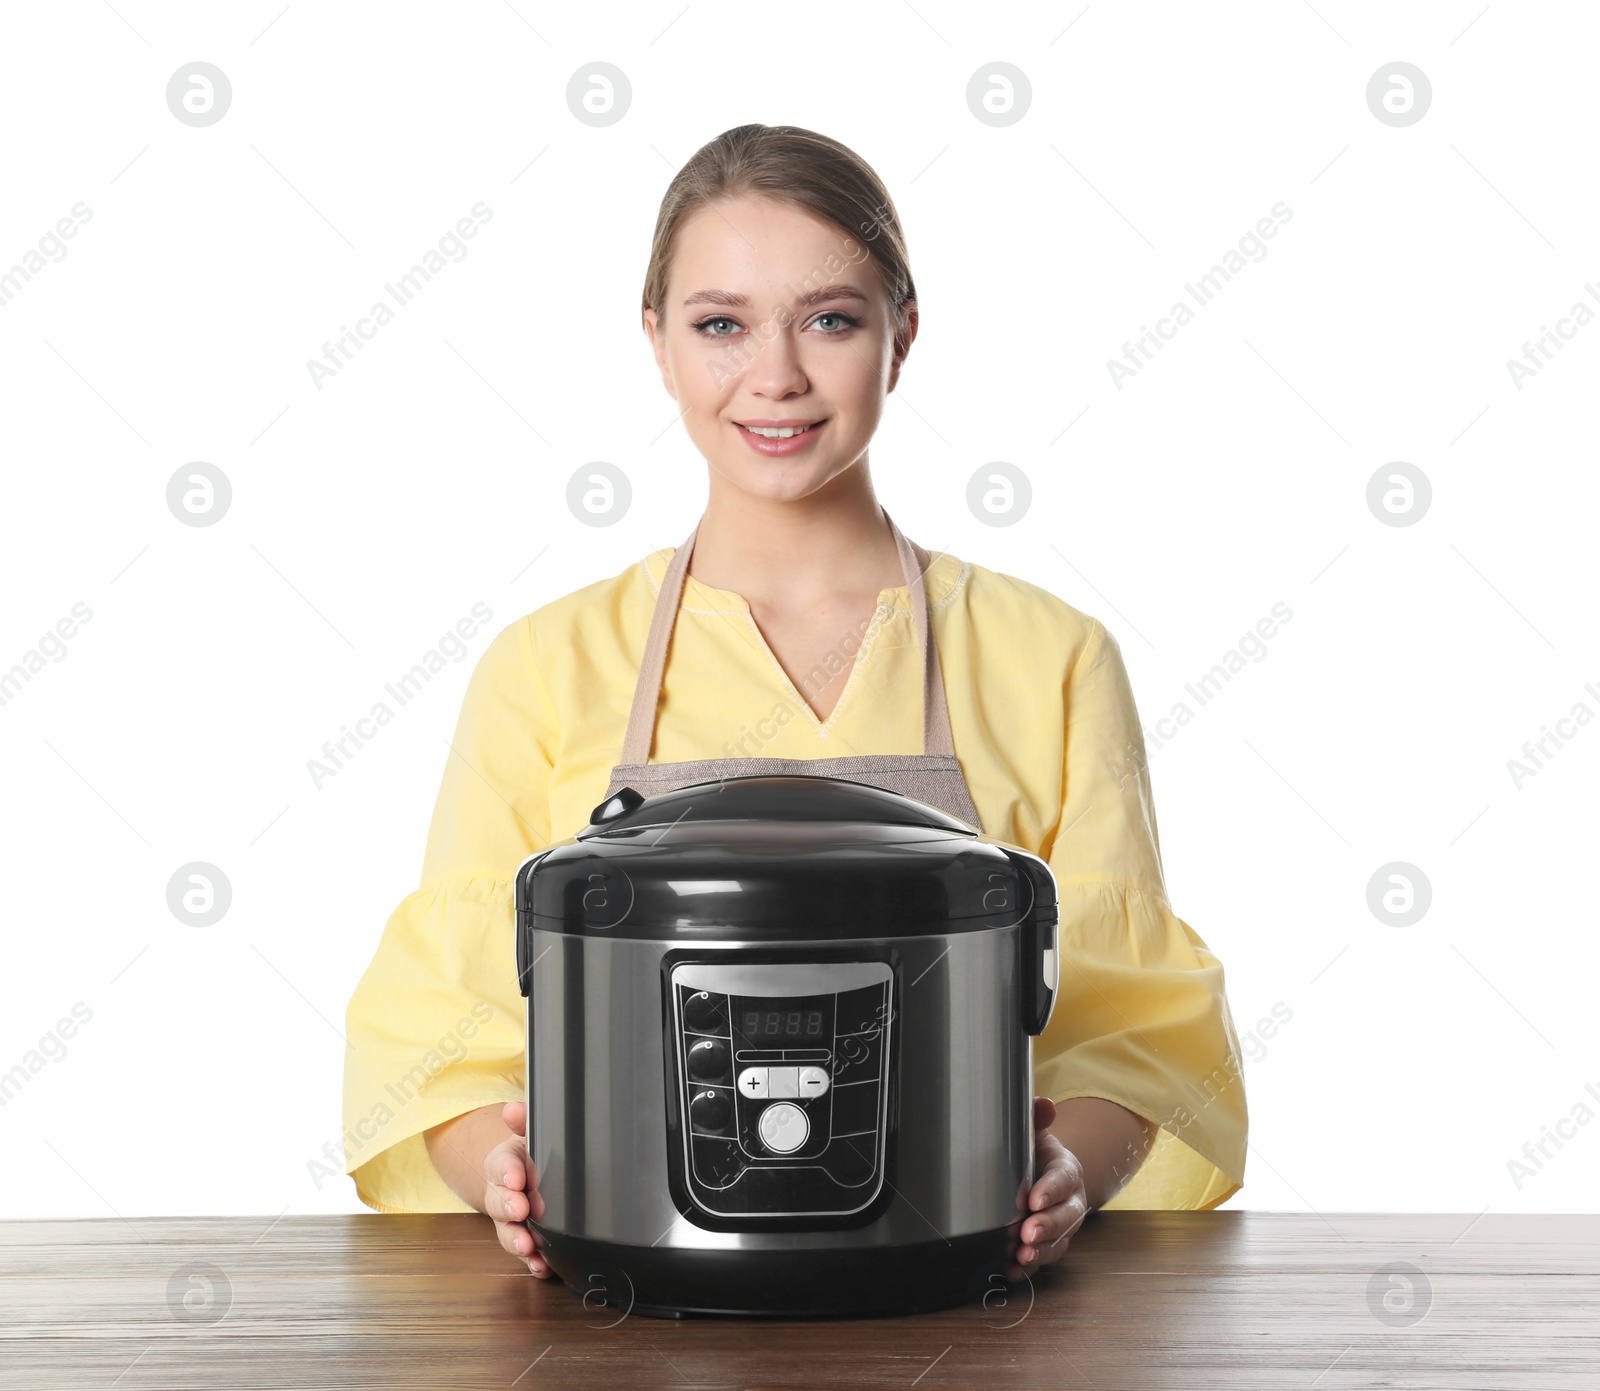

{"left": 683, "top": 990, "right": 727, "bottom": 1035}
{"left": 689, "top": 1090, "right": 732, "bottom": 1134}
{"left": 687, "top": 1037, "right": 729, "bottom": 1082}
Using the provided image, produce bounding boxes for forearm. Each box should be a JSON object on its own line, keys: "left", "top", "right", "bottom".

{"left": 423, "top": 1103, "right": 515, "bottom": 1212}
{"left": 1048, "top": 1096, "right": 1158, "bottom": 1209}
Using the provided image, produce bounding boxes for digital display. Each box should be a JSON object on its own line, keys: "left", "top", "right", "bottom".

{"left": 743, "top": 1008, "right": 822, "bottom": 1038}
{"left": 732, "top": 993, "right": 831, "bottom": 1044}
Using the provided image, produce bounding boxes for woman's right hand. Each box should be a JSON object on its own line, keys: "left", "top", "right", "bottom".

{"left": 486, "top": 1102, "right": 552, "bottom": 1278}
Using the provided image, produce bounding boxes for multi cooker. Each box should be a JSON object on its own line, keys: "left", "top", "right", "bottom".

{"left": 514, "top": 774, "right": 1060, "bottom": 1317}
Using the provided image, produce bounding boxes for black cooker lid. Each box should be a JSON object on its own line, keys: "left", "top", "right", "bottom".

{"left": 519, "top": 774, "right": 1042, "bottom": 939}
{"left": 577, "top": 773, "right": 979, "bottom": 840}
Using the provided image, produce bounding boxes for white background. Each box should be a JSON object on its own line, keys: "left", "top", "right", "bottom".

{"left": 1, "top": 1, "right": 1595, "bottom": 1224}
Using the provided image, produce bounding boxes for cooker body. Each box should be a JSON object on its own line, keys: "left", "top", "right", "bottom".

{"left": 524, "top": 924, "right": 1034, "bottom": 1316}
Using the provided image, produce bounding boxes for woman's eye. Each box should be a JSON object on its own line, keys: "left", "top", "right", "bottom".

{"left": 692, "top": 311, "right": 861, "bottom": 339}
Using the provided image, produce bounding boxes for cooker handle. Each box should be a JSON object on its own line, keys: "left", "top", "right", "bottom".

{"left": 514, "top": 849, "right": 553, "bottom": 998}
{"left": 1003, "top": 848, "right": 1060, "bottom": 1037}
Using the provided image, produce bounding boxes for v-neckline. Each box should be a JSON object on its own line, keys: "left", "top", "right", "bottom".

{"left": 761, "top": 604, "right": 889, "bottom": 734}
{"left": 694, "top": 578, "right": 896, "bottom": 735}
{"left": 675, "top": 562, "right": 937, "bottom": 737}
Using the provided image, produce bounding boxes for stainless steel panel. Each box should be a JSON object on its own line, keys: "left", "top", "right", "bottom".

{"left": 525, "top": 927, "right": 1033, "bottom": 1251}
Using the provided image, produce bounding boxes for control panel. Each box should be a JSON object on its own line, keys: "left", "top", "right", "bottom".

{"left": 669, "top": 960, "right": 892, "bottom": 1219}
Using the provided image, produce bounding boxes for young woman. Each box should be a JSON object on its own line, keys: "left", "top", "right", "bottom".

{"left": 342, "top": 124, "right": 1248, "bottom": 1285}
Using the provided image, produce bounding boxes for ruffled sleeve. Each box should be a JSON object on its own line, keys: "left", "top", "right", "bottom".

{"left": 1031, "top": 617, "right": 1248, "bottom": 1210}
{"left": 340, "top": 615, "right": 558, "bottom": 1213}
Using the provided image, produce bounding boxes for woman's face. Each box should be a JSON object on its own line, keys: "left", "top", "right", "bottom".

{"left": 643, "top": 194, "right": 915, "bottom": 503}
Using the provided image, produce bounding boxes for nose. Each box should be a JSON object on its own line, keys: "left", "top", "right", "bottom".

{"left": 739, "top": 316, "right": 810, "bottom": 400}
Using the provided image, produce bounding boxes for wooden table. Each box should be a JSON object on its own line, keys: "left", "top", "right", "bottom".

{"left": 1, "top": 1211, "right": 1593, "bottom": 1389}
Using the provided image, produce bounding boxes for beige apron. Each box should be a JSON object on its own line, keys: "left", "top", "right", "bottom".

{"left": 602, "top": 508, "right": 985, "bottom": 833}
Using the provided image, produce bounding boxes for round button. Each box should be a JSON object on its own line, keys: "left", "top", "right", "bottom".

{"left": 689, "top": 1090, "right": 732, "bottom": 1134}
{"left": 758, "top": 1102, "right": 809, "bottom": 1154}
{"left": 687, "top": 1038, "right": 728, "bottom": 1082}
{"left": 683, "top": 991, "right": 726, "bottom": 1034}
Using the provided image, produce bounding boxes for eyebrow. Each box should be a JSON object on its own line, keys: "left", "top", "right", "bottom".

{"left": 681, "top": 285, "right": 871, "bottom": 310}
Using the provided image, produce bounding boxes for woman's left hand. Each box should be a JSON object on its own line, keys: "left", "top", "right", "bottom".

{"left": 1007, "top": 1096, "right": 1090, "bottom": 1280}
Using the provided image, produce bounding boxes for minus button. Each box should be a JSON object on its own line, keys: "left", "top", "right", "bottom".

{"left": 797, "top": 1066, "right": 830, "bottom": 1098}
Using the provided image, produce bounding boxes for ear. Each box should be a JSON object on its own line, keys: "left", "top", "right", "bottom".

{"left": 642, "top": 307, "right": 677, "bottom": 401}
{"left": 886, "top": 301, "right": 919, "bottom": 395}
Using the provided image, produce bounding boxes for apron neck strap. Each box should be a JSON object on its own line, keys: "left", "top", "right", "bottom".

{"left": 619, "top": 507, "right": 956, "bottom": 764}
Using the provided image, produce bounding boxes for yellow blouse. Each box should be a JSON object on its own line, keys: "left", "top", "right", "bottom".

{"left": 341, "top": 544, "right": 1248, "bottom": 1214}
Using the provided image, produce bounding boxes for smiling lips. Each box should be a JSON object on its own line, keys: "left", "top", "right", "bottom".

{"left": 734, "top": 418, "right": 827, "bottom": 455}
{"left": 736, "top": 419, "right": 823, "bottom": 439}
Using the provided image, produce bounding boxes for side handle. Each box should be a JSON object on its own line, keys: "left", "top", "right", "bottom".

{"left": 514, "top": 849, "right": 553, "bottom": 998}
{"left": 1004, "top": 848, "right": 1060, "bottom": 1037}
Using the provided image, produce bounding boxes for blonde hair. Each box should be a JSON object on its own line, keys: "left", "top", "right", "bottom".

{"left": 641, "top": 123, "right": 916, "bottom": 356}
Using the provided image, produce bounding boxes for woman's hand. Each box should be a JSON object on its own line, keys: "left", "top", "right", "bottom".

{"left": 1006, "top": 1096, "right": 1090, "bottom": 1281}
{"left": 484, "top": 1102, "right": 553, "bottom": 1278}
